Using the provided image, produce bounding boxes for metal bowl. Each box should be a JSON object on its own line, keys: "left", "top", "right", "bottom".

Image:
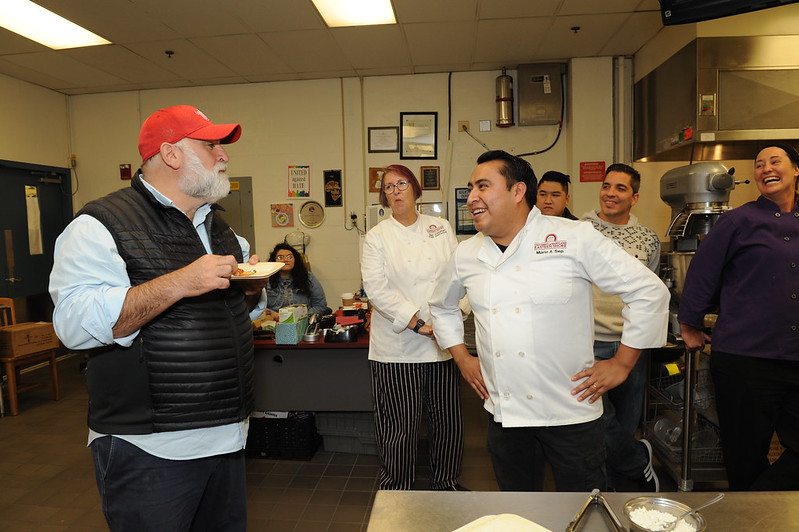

{"left": 624, "top": 496, "right": 706, "bottom": 532}
{"left": 663, "top": 251, "right": 693, "bottom": 301}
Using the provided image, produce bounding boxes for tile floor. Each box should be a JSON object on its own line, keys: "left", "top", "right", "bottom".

{"left": 0, "top": 353, "right": 500, "bottom": 531}
{"left": 0, "top": 353, "right": 675, "bottom": 531}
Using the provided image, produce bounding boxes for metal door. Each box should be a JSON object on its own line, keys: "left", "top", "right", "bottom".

{"left": 0, "top": 160, "right": 72, "bottom": 300}
{"left": 217, "top": 176, "right": 256, "bottom": 255}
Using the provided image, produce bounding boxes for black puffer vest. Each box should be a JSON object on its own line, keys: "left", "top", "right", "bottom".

{"left": 78, "top": 174, "right": 254, "bottom": 434}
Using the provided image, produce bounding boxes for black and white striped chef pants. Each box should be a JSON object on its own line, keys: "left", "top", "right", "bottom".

{"left": 369, "top": 359, "right": 464, "bottom": 490}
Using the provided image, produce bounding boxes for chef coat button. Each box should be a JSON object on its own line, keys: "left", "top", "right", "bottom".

{"left": 776, "top": 212, "right": 782, "bottom": 217}
{"left": 515, "top": 265, "right": 521, "bottom": 271}
{"left": 793, "top": 325, "right": 798, "bottom": 331}
{"left": 795, "top": 212, "right": 799, "bottom": 217}
{"left": 518, "top": 351, "right": 525, "bottom": 357}
{"left": 503, "top": 391, "right": 510, "bottom": 398}
{"left": 515, "top": 308, "right": 520, "bottom": 313}
{"left": 526, "top": 394, "right": 533, "bottom": 400}
{"left": 793, "top": 263, "right": 797, "bottom": 268}
{"left": 793, "top": 294, "right": 798, "bottom": 299}
{"left": 785, "top": 237, "right": 791, "bottom": 241}
{"left": 492, "top": 308, "right": 498, "bottom": 314}
{"left": 495, "top": 352, "right": 502, "bottom": 358}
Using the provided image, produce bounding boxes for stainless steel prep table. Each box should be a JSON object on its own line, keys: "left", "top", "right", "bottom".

{"left": 367, "top": 490, "right": 799, "bottom": 531}
{"left": 253, "top": 335, "right": 373, "bottom": 411}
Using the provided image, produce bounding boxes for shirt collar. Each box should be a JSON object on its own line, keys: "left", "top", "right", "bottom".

{"left": 139, "top": 177, "right": 212, "bottom": 228}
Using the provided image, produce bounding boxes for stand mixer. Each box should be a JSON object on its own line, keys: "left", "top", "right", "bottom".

{"left": 659, "top": 162, "right": 741, "bottom": 341}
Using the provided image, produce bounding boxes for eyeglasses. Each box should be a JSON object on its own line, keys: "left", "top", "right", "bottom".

{"left": 276, "top": 254, "right": 294, "bottom": 260}
{"left": 383, "top": 180, "right": 410, "bottom": 194}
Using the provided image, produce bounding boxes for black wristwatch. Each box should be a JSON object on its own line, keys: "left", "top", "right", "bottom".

{"left": 412, "top": 319, "right": 425, "bottom": 333}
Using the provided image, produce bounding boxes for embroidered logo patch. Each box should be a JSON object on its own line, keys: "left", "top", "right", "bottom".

{"left": 427, "top": 223, "right": 447, "bottom": 238}
{"left": 534, "top": 233, "right": 567, "bottom": 253}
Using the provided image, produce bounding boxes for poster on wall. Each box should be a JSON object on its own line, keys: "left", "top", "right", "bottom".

{"left": 288, "top": 165, "right": 310, "bottom": 197}
{"left": 271, "top": 203, "right": 294, "bottom": 228}
{"left": 454, "top": 187, "right": 477, "bottom": 235}
{"left": 368, "top": 167, "right": 385, "bottom": 193}
{"left": 579, "top": 161, "right": 606, "bottom": 182}
{"left": 324, "top": 169, "right": 343, "bottom": 207}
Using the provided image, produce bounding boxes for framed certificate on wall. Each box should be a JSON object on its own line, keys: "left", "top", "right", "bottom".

{"left": 368, "top": 127, "right": 399, "bottom": 153}
{"left": 400, "top": 112, "right": 437, "bottom": 159}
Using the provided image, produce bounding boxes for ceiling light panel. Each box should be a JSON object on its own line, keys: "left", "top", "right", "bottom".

{"left": 312, "top": 0, "right": 396, "bottom": 27}
{"left": 0, "top": 0, "right": 110, "bottom": 49}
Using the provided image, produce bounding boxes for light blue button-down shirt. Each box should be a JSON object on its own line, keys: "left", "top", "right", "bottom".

{"left": 49, "top": 178, "right": 266, "bottom": 459}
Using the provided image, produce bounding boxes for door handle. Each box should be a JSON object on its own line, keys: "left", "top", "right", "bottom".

{"left": 4, "top": 229, "right": 15, "bottom": 284}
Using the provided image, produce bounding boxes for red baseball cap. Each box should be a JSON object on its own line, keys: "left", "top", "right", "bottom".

{"left": 138, "top": 105, "right": 242, "bottom": 162}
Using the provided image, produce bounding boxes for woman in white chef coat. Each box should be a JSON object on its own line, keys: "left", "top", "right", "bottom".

{"left": 361, "top": 164, "right": 466, "bottom": 490}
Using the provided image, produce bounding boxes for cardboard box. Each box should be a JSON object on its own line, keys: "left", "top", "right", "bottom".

{"left": 0, "top": 322, "right": 60, "bottom": 358}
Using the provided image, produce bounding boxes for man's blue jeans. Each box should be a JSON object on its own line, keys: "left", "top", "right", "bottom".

{"left": 594, "top": 340, "right": 648, "bottom": 488}
{"left": 90, "top": 436, "right": 247, "bottom": 531}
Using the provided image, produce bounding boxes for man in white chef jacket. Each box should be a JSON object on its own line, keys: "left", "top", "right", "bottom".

{"left": 429, "top": 150, "right": 669, "bottom": 492}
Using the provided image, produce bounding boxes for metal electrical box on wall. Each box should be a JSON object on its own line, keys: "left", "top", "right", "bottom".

{"left": 517, "top": 63, "right": 566, "bottom": 126}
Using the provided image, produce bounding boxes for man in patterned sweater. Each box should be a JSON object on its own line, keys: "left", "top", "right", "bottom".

{"left": 582, "top": 163, "right": 663, "bottom": 492}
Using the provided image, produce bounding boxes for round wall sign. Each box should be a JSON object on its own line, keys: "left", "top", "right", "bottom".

{"left": 298, "top": 200, "right": 325, "bottom": 228}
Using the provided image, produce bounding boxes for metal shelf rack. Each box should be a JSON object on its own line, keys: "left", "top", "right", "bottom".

{"left": 644, "top": 347, "right": 727, "bottom": 491}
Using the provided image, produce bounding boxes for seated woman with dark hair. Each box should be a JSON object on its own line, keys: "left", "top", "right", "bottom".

{"left": 265, "top": 243, "right": 328, "bottom": 316}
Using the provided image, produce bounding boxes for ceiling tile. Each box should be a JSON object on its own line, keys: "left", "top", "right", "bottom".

{"left": 478, "top": 0, "right": 561, "bottom": 19}
{"left": 403, "top": 21, "right": 476, "bottom": 66}
{"left": 64, "top": 45, "right": 178, "bottom": 83}
{"left": 394, "top": 0, "right": 478, "bottom": 23}
{"left": 536, "top": 14, "right": 628, "bottom": 59}
{"left": 123, "top": 39, "right": 236, "bottom": 80}
{"left": 600, "top": 11, "right": 664, "bottom": 56}
{"left": 0, "top": 0, "right": 670, "bottom": 94}
{"left": 0, "top": 57, "right": 71, "bottom": 90}
{"left": 474, "top": 18, "right": 551, "bottom": 65}
{"left": 117, "top": 0, "right": 251, "bottom": 37}
{"left": 228, "top": 0, "right": 326, "bottom": 32}
{"left": 331, "top": 26, "right": 412, "bottom": 70}
{"left": 559, "top": 0, "right": 656, "bottom": 15}
{"left": 260, "top": 29, "right": 352, "bottom": 73}
{"left": 2, "top": 52, "right": 128, "bottom": 88}
{"left": 0, "top": 28, "right": 50, "bottom": 55}
{"left": 190, "top": 35, "right": 292, "bottom": 76}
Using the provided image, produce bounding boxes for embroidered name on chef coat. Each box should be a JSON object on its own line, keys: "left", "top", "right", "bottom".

{"left": 534, "top": 233, "right": 567, "bottom": 254}
{"left": 426, "top": 223, "right": 448, "bottom": 238}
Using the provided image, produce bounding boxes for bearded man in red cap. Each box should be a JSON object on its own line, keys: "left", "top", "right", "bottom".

{"left": 49, "top": 105, "right": 268, "bottom": 531}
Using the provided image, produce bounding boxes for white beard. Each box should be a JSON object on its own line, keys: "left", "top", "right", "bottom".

{"left": 177, "top": 143, "right": 230, "bottom": 204}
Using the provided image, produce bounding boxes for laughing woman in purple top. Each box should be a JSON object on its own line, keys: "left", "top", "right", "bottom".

{"left": 679, "top": 142, "right": 799, "bottom": 491}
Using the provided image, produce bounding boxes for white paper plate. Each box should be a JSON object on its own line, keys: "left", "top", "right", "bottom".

{"left": 452, "top": 514, "right": 552, "bottom": 532}
{"left": 231, "top": 262, "right": 284, "bottom": 280}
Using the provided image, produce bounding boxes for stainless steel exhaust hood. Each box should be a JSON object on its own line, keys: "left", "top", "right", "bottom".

{"left": 634, "top": 36, "right": 799, "bottom": 162}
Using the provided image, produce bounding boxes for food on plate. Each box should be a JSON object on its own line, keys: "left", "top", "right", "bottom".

{"left": 234, "top": 267, "right": 257, "bottom": 277}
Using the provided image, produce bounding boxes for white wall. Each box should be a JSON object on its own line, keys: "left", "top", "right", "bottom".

{"left": 0, "top": 73, "right": 69, "bottom": 168}
{"left": 61, "top": 68, "right": 595, "bottom": 304}
{"left": 0, "top": 58, "right": 694, "bottom": 304}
